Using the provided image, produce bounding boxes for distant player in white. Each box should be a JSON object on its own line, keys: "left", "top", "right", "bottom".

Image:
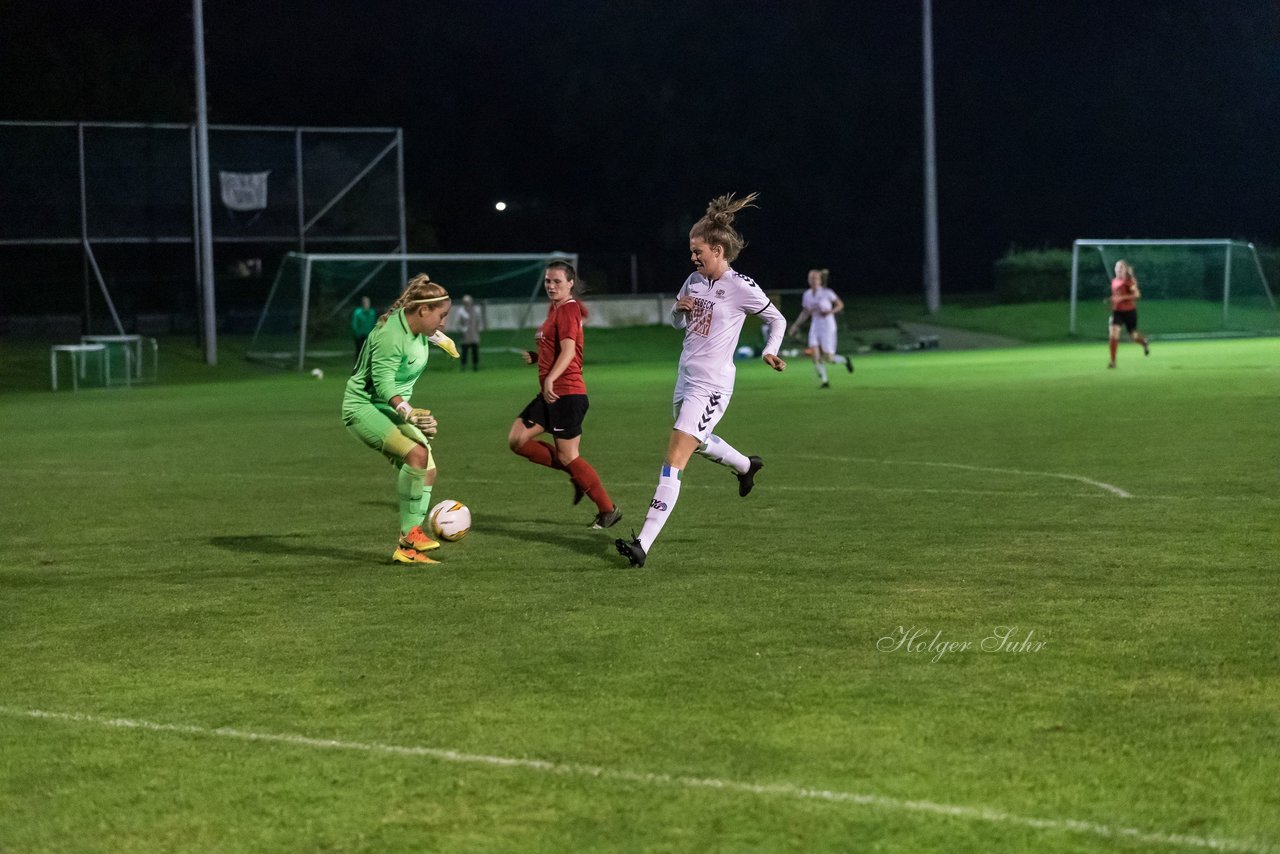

{"left": 791, "top": 268, "right": 853, "bottom": 388}
{"left": 616, "top": 193, "right": 787, "bottom": 568}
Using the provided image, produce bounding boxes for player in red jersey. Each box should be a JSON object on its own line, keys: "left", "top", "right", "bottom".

{"left": 507, "top": 260, "right": 622, "bottom": 529}
{"left": 1108, "top": 259, "right": 1150, "bottom": 368}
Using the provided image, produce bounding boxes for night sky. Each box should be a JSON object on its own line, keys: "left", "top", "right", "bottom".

{"left": 3, "top": 1, "right": 1279, "bottom": 299}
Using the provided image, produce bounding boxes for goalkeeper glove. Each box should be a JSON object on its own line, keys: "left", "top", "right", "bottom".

{"left": 409, "top": 408, "right": 437, "bottom": 436}
{"left": 429, "top": 330, "right": 460, "bottom": 359}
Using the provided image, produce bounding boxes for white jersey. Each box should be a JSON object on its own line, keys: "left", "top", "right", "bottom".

{"left": 670, "top": 268, "right": 786, "bottom": 392}
{"left": 803, "top": 287, "right": 840, "bottom": 332}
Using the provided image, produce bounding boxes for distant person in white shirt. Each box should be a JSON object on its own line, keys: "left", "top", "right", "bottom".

{"left": 616, "top": 193, "right": 787, "bottom": 569}
{"left": 454, "top": 295, "right": 484, "bottom": 370}
{"left": 790, "top": 268, "right": 853, "bottom": 388}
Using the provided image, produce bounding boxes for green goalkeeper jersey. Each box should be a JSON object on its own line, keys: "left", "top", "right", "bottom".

{"left": 342, "top": 309, "right": 430, "bottom": 418}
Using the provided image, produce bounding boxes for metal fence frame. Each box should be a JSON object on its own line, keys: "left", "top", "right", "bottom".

{"left": 0, "top": 120, "right": 406, "bottom": 350}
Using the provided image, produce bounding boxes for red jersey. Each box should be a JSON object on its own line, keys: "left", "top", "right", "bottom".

{"left": 1111, "top": 277, "right": 1138, "bottom": 311}
{"left": 536, "top": 299, "right": 587, "bottom": 395}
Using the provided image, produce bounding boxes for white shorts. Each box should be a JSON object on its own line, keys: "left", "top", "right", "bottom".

{"left": 672, "top": 385, "right": 733, "bottom": 443}
{"left": 808, "top": 317, "right": 837, "bottom": 355}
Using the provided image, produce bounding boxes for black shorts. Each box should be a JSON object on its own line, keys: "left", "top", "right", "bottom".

{"left": 1110, "top": 309, "right": 1138, "bottom": 332}
{"left": 519, "top": 393, "right": 589, "bottom": 439}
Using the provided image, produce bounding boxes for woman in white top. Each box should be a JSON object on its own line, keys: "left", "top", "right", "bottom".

{"left": 790, "top": 268, "right": 853, "bottom": 388}
{"left": 454, "top": 294, "right": 484, "bottom": 370}
{"left": 616, "top": 193, "right": 787, "bottom": 568}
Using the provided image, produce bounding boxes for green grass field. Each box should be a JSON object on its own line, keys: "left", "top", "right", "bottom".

{"left": 2, "top": 327, "right": 1278, "bottom": 852}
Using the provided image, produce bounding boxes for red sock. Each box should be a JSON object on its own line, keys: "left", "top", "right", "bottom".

{"left": 515, "top": 440, "right": 560, "bottom": 469}
{"left": 1109, "top": 339, "right": 1118, "bottom": 362}
{"left": 566, "top": 457, "right": 613, "bottom": 513}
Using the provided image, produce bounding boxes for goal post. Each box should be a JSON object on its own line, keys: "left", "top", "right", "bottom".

{"left": 1069, "top": 239, "right": 1278, "bottom": 338}
{"left": 249, "top": 252, "right": 578, "bottom": 369}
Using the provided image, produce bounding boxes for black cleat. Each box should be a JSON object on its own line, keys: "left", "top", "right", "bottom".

{"left": 819, "top": 381, "right": 831, "bottom": 389}
{"left": 572, "top": 482, "right": 586, "bottom": 505}
{"left": 592, "top": 506, "right": 623, "bottom": 529}
{"left": 615, "top": 535, "right": 647, "bottom": 567}
{"left": 737, "top": 455, "right": 764, "bottom": 497}
{"left": 843, "top": 355, "right": 855, "bottom": 373}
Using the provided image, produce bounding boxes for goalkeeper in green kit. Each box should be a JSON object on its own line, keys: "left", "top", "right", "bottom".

{"left": 342, "top": 274, "right": 461, "bottom": 565}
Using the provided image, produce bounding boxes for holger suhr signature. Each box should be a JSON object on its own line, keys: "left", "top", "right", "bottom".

{"left": 877, "top": 626, "right": 1049, "bottom": 663}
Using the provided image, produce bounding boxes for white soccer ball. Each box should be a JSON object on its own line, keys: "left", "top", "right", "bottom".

{"left": 309, "top": 367, "right": 324, "bottom": 380}
{"left": 428, "top": 500, "right": 471, "bottom": 542}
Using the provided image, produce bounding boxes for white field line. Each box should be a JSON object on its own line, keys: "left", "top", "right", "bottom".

{"left": 0, "top": 466, "right": 1114, "bottom": 501}
{"left": 13, "top": 464, "right": 1279, "bottom": 504}
{"left": 791, "top": 454, "right": 1133, "bottom": 498}
{"left": 0, "top": 707, "right": 1269, "bottom": 853}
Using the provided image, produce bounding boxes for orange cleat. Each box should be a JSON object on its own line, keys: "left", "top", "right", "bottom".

{"left": 399, "top": 525, "right": 441, "bottom": 552}
{"left": 392, "top": 546, "right": 439, "bottom": 565}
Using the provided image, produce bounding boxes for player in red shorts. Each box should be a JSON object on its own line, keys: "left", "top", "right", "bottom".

{"left": 507, "top": 260, "right": 622, "bottom": 529}
{"left": 1108, "top": 259, "right": 1150, "bottom": 368}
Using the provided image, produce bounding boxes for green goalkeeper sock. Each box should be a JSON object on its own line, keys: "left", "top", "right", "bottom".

{"left": 397, "top": 464, "right": 428, "bottom": 535}
{"left": 419, "top": 481, "right": 434, "bottom": 529}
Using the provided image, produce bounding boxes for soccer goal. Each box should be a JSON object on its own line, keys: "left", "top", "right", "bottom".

{"left": 1069, "top": 239, "right": 1278, "bottom": 338}
{"left": 248, "top": 252, "right": 577, "bottom": 369}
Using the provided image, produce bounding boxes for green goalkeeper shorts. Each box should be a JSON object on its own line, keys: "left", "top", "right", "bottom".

{"left": 344, "top": 403, "right": 434, "bottom": 467}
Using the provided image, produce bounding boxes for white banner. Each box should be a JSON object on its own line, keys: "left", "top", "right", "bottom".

{"left": 219, "top": 171, "right": 270, "bottom": 211}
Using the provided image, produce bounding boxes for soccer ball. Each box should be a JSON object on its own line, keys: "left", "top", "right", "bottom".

{"left": 309, "top": 367, "right": 324, "bottom": 380}
{"left": 735, "top": 344, "right": 756, "bottom": 360}
{"left": 428, "top": 500, "right": 471, "bottom": 542}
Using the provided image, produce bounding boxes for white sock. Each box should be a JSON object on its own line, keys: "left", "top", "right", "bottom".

{"left": 830, "top": 353, "right": 847, "bottom": 364}
{"left": 637, "top": 466, "right": 682, "bottom": 551}
{"left": 696, "top": 434, "right": 749, "bottom": 474}
{"left": 815, "top": 361, "right": 829, "bottom": 382}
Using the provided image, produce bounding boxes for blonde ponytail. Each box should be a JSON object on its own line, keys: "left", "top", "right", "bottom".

{"left": 690, "top": 192, "right": 759, "bottom": 262}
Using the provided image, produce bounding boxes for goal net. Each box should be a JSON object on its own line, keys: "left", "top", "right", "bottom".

{"left": 248, "top": 252, "right": 577, "bottom": 368}
{"left": 1070, "top": 239, "right": 1278, "bottom": 338}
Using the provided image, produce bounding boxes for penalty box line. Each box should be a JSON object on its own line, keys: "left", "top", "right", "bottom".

{"left": 0, "top": 467, "right": 1125, "bottom": 502}
{"left": 0, "top": 706, "right": 1268, "bottom": 853}
{"left": 794, "top": 454, "right": 1134, "bottom": 498}
{"left": 7, "top": 460, "right": 1131, "bottom": 501}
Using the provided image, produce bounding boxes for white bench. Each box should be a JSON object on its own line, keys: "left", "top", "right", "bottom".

{"left": 50, "top": 343, "right": 111, "bottom": 391}
{"left": 81, "top": 334, "right": 157, "bottom": 381}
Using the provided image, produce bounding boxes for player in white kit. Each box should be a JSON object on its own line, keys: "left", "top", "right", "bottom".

{"left": 790, "top": 268, "right": 853, "bottom": 388}
{"left": 616, "top": 193, "right": 787, "bottom": 568}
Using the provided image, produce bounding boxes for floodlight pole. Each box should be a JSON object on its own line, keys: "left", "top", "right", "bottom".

{"left": 193, "top": 0, "right": 218, "bottom": 365}
{"left": 922, "top": 0, "right": 941, "bottom": 315}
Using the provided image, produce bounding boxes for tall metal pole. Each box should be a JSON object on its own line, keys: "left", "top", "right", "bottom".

{"left": 396, "top": 128, "right": 408, "bottom": 287}
{"left": 193, "top": 0, "right": 218, "bottom": 365}
{"left": 190, "top": 125, "right": 202, "bottom": 344}
{"left": 295, "top": 128, "right": 306, "bottom": 253}
{"left": 79, "top": 123, "right": 91, "bottom": 333}
{"left": 922, "top": 0, "right": 941, "bottom": 314}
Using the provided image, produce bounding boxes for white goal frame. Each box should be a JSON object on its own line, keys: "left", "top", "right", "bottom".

{"left": 1069, "top": 238, "right": 1276, "bottom": 335}
{"left": 251, "top": 251, "right": 578, "bottom": 369}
